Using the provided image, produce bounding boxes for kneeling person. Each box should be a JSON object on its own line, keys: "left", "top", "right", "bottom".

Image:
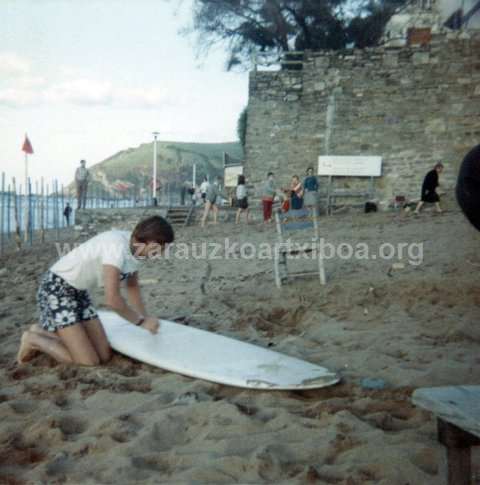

{"left": 17, "top": 216, "right": 174, "bottom": 366}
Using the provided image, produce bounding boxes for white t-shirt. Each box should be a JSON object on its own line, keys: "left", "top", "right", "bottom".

{"left": 236, "top": 185, "right": 247, "bottom": 199}
{"left": 51, "top": 230, "right": 141, "bottom": 290}
{"left": 200, "top": 181, "right": 210, "bottom": 194}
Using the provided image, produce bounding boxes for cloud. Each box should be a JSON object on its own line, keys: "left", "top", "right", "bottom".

{"left": 0, "top": 56, "right": 172, "bottom": 109}
{"left": 45, "top": 78, "right": 114, "bottom": 106}
{"left": 0, "top": 88, "right": 39, "bottom": 107}
{"left": 0, "top": 53, "right": 30, "bottom": 78}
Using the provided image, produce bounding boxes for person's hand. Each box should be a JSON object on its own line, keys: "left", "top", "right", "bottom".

{"left": 141, "top": 317, "right": 160, "bottom": 334}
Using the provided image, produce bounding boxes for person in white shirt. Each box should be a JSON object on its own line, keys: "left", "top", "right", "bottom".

{"left": 201, "top": 176, "right": 226, "bottom": 227}
{"left": 199, "top": 176, "right": 210, "bottom": 204}
{"left": 235, "top": 175, "right": 249, "bottom": 224}
{"left": 17, "top": 216, "right": 174, "bottom": 367}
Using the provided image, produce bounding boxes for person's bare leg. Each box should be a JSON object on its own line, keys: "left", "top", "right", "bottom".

{"left": 213, "top": 205, "right": 218, "bottom": 224}
{"left": 236, "top": 209, "right": 241, "bottom": 224}
{"left": 56, "top": 324, "right": 101, "bottom": 366}
{"left": 201, "top": 201, "right": 211, "bottom": 227}
{"left": 435, "top": 202, "right": 442, "bottom": 213}
{"left": 83, "top": 318, "right": 112, "bottom": 364}
{"left": 246, "top": 209, "right": 250, "bottom": 223}
{"left": 17, "top": 331, "right": 73, "bottom": 364}
{"left": 414, "top": 201, "right": 424, "bottom": 214}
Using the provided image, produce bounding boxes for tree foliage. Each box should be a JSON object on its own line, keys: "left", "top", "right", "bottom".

{"left": 185, "top": 0, "right": 406, "bottom": 69}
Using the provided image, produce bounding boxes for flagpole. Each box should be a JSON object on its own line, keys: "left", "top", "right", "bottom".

{"left": 152, "top": 131, "right": 159, "bottom": 206}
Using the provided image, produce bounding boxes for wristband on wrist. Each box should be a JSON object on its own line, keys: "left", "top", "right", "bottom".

{"left": 136, "top": 316, "right": 145, "bottom": 326}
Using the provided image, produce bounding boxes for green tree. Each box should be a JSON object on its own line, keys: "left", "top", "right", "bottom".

{"left": 184, "top": 0, "right": 406, "bottom": 70}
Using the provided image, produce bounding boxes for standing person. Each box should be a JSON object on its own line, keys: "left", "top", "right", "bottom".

{"left": 290, "top": 175, "right": 304, "bottom": 210}
{"left": 261, "top": 172, "right": 276, "bottom": 223}
{"left": 414, "top": 163, "right": 444, "bottom": 214}
{"left": 63, "top": 202, "right": 73, "bottom": 226}
{"left": 304, "top": 167, "right": 319, "bottom": 211}
{"left": 200, "top": 176, "right": 209, "bottom": 204}
{"left": 17, "top": 216, "right": 174, "bottom": 366}
{"left": 235, "top": 175, "right": 249, "bottom": 224}
{"left": 201, "top": 176, "right": 224, "bottom": 227}
{"left": 75, "top": 160, "right": 90, "bottom": 209}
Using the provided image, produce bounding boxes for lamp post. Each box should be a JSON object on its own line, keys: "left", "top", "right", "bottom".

{"left": 152, "top": 131, "right": 159, "bottom": 206}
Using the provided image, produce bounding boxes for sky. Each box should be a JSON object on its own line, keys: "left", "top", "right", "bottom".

{"left": 0, "top": 0, "right": 249, "bottom": 186}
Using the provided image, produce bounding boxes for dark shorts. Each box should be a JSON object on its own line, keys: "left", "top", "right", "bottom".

{"left": 422, "top": 191, "right": 440, "bottom": 203}
{"left": 37, "top": 271, "right": 98, "bottom": 332}
{"left": 237, "top": 197, "right": 248, "bottom": 209}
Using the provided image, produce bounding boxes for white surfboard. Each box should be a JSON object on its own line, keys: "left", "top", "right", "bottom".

{"left": 98, "top": 310, "right": 339, "bottom": 390}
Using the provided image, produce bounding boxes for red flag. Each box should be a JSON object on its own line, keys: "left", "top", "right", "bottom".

{"left": 22, "top": 134, "right": 33, "bottom": 155}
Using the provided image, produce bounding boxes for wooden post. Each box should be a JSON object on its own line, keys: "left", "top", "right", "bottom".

{"left": 45, "top": 183, "right": 49, "bottom": 238}
{"left": 35, "top": 180, "right": 39, "bottom": 243}
{"left": 11, "top": 178, "right": 22, "bottom": 250}
{"left": 55, "top": 180, "right": 60, "bottom": 241}
{"left": 18, "top": 183, "right": 23, "bottom": 238}
{"left": 438, "top": 418, "right": 480, "bottom": 485}
{"left": 327, "top": 175, "right": 333, "bottom": 215}
{"left": 1, "top": 173, "right": 5, "bottom": 255}
{"left": 28, "top": 178, "right": 33, "bottom": 245}
{"left": 61, "top": 184, "right": 65, "bottom": 228}
{"left": 7, "top": 183, "right": 11, "bottom": 238}
{"left": 40, "top": 178, "right": 45, "bottom": 243}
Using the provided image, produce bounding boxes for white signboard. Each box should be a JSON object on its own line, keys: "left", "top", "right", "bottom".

{"left": 224, "top": 165, "right": 243, "bottom": 187}
{"left": 318, "top": 156, "right": 382, "bottom": 177}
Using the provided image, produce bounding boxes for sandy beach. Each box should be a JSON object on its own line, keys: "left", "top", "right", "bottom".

{"left": 1, "top": 204, "right": 480, "bottom": 484}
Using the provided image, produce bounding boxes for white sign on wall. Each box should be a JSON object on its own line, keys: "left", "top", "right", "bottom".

{"left": 224, "top": 165, "right": 244, "bottom": 187}
{"left": 318, "top": 156, "right": 382, "bottom": 177}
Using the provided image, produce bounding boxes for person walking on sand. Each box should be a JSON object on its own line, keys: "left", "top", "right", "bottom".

{"left": 17, "top": 216, "right": 174, "bottom": 366}
{"left": 75, "top": 159, "right": 90, "bottom": 209}
{"left": 63, "top": 202, "right": 72, "bottom": 226}
{"left": 414, "top": 163, "right": 444, "bottom": 214}
{"left": 235, "top": 175, "right": 249, "bottom": 224}
{"left": 303, "top": 167, "right": 319, "bottom": 212}
{"left": 261, "top": 172, "right": 276, "bottom": 223}
{"left": 201, "top": 176, "right": 224, "bottom": 227}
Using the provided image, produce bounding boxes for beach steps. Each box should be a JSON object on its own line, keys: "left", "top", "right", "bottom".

{"left": 166, "top": 206, "right": 196, "bottom": 226}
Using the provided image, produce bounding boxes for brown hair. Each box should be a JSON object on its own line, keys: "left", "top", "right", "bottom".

{"left": 132, "top": 216, "right": 174, "bottom": 245}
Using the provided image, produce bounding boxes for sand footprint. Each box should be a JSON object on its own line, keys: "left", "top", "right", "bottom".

{"left": 9, "top": 400, "right": 36, "bottom": 415}
{"left": 52, "top": 415, "right": 88, "bottom": 437}
{"left": 131, "top": 454, "right": 172, "bottom": 473}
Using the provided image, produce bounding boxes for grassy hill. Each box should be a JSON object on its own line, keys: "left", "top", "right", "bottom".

{"left": 74, "top": 140, "right": 243, "bottom": 196}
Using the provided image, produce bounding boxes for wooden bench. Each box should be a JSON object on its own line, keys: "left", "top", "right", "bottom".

{"left": 412, "top": 386, "right": 480, "bottom": 485}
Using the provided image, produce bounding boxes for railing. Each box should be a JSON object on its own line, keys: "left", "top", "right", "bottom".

{"left": 0, "top": 172, "right": 195, "bottom": 255}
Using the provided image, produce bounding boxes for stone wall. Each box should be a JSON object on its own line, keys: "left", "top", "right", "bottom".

{"left": 74, "top": 206, "right": 265, "bottom": 233}
{"left": 245, "top": 31, "right": 480, "bottom": 207}
{"left": 74, "top": 208, "right": 168, "bottom": 235}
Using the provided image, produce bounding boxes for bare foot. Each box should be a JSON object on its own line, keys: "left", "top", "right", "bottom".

{"left": 17, "top": 332, "right": 39, "bottom": 364}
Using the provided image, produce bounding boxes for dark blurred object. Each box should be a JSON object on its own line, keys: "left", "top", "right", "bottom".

{"left": 456, "top": 144, "right": 480, "bottom": 231}
{"left": 365, "top": 202, "right": 377, "bottom": 213}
